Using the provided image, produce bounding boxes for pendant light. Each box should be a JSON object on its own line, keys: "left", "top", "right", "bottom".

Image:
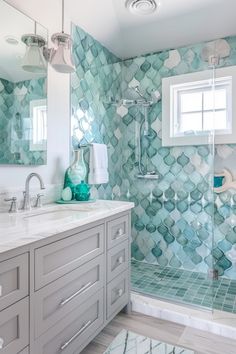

{"left": 50, "top": 0, "right": 75, "bottom": 73}
{"left": 21, "top": 22, "right": 47, "bottom": 73}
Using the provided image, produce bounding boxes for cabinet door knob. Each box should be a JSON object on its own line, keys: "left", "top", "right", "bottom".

{"left": 117, "top": 288, "right": 123, "bottom": 297}
{"left": 117, "top": 256, "right": 123, "bottom": 264}
{"left": 117, "top": 228, "right": 124, "bottom": 237}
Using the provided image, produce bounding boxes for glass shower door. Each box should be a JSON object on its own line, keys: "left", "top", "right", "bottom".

{"left": 119, "top": 55, "right": 216, "bottom": 311}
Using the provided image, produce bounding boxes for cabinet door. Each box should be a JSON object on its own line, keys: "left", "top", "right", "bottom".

{"left": 0, "top": 298, "right": 29, "bottom": 354}
{"left": 33, "top": 289, "right": 104, "bottom": 354}
{"left": 35, "top": 224, "right": 105, "bottom": 290}
{"left": 34, "top": 255, "right": 104, "bottom": 339}
{"left": 107, "top": 240, "right": 129, "bottom": 282}
{"left": 0, "top": 253, "right": 28, "bottom": 312}
{"left": 107, "top": 214, "right": 129, "bottom": 249}
{"left": 107, "top": 271, "right": 129, "bottom": 320}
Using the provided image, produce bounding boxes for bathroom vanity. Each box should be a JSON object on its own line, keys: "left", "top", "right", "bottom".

{"left": 0, "top": 200, "right": 134, "bottom": 354}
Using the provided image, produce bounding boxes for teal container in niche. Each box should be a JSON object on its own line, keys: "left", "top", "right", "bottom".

{"left": 75, "top": 181, "right": 91, "bottom": 201}
{"left": 214, "top": 176, "right": 225, "bottom": 188}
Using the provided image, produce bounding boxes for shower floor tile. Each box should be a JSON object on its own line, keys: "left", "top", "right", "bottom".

{"left": 131, "top": 259, "right": 236, "bottom": 314}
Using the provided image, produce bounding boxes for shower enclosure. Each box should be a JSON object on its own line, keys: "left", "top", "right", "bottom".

{"left": 116, "top": 43, "right": 236, "bottom": 324}
{"left": 71, "top": 22, "right": 236, "bottom": 329}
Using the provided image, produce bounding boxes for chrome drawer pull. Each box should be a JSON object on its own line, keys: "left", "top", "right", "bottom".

{"left": 0, "top": 337, "right": 4, "bottom": 349}
{"left": 60, "top": 282, "right": 92, "bottom": 307}
{"left": 116, "top": 228, "right": 124, "bottom": 237}
{"left": 60, "top": 320, "right": 91, "bottom": 350}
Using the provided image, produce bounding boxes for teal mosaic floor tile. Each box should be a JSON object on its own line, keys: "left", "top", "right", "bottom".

{"left": 131, "top": 259, "right": 236, "bottom": 314}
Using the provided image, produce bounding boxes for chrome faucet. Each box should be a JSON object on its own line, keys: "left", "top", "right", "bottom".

{"left": 22, "top": 173, "right": 45, "bottom": 210}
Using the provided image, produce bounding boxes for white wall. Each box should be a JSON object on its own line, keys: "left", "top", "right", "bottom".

{"left": 0, "top": 0, "right": 71, "bottom": 193}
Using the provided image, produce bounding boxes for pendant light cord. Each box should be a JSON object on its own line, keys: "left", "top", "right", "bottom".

{"left": 62, "top": 0, "right": 64, "bottom": 33}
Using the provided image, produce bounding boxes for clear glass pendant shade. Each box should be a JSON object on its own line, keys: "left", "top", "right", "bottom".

{"left": 50, "top": 33, "right": 75, "bottom": 73}
{"left": 21, "top": 34, "right": 47, "bottom": 73}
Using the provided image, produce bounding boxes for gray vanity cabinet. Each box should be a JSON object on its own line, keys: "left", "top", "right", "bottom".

{"left": 34, "top": 255, "right": 104, "bottom": 339}
{"left": 0, "top": 253, "right": 28, "bottom": 312}
{"left": 107, "top": 214, "right": 129, "bottom": 249}
{"left": 34, "top": 290, "right": 104, "bottom": 354}
{"left": 0, "top": 210, "right": 131, "bottom": 354}
{"left": 34, "top": 224, "right": 105, "bottom": 290}
{"left": 0, "top": 297, "right": 29, "bottom": 354}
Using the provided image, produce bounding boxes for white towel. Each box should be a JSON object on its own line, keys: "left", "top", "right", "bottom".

{"left": 88, "top": 143, "right": 109, "bottom": 185}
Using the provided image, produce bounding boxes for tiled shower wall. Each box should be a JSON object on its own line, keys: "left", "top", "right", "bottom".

{"left": 0, "top": 77, "right": 46, "bottom": 165}
{"left": 71, "top": 23, "right": 236, "bottom": 279}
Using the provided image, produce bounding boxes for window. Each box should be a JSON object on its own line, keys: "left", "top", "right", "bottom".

{"left": 162, "top": 66, "right": 236, "bottom": 146}
{"left": 30, "top": 99, "right": 47, "bottom": 151}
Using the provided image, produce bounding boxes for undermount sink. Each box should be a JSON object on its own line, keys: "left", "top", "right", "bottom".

{"left": 23, "top": 207, "right": 90, "bottom": 224}
{"left": 0, "top": 203, "right": 102, "bottom": 231}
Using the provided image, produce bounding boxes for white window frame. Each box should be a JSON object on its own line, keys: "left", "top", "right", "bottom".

{"left": 30, "top": 99, "right": 47, "bottom": 151}
{"left": 162, "top": 66, "right": 236, "bottom": 146}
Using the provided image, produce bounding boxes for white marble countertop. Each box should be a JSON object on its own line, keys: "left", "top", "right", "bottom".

{"left": 0, "top": 200, "right": 134, "bottom": 255}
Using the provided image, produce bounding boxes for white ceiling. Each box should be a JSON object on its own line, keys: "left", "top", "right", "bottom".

{"left": 68, "top": 0, "right": 236, "bottom": 59}
{"left": 2, "top": 0, "right": 236, "bottom": 81}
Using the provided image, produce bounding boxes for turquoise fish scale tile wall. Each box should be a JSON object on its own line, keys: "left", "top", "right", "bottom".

{"left": 0, "top": 77, "right": 47, "bottom": 165}
{"left": 71, "top": 24, "right": 124, "bottom": 200}
{"left": 71, "top": 25, "right": 236, "bottom": 280}
{"left": 118, "top": 38, "right": 236, "bottom": 279}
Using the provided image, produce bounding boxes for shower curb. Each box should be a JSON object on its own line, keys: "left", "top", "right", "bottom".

{"left": 131, "top": 292, "right": 236, "bottom": 340}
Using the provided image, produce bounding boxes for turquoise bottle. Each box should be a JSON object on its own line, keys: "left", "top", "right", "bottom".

{"left": 64, "top": 149, "right": 87, "bottom": 197}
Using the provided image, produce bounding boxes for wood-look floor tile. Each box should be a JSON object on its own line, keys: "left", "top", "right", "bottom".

{"left": 179, "top": 327, "right": 236, "bottom": 354}
{"left": 81, "top": 312, "right": 236, "bottom": 354}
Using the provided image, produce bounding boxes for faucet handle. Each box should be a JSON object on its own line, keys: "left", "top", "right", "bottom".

{"left": 4, "top": 197, "right": 18, "bottom": 213}
{"left": 34, "top": 193, "right": 44, "bottom": 208}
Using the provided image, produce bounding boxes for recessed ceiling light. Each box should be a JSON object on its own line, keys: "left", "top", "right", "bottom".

{"left": 126, "top": 0, "right": 159, "bottom": 15}
{"left": 5, "top": 36, "right": 19, "bottom": 45}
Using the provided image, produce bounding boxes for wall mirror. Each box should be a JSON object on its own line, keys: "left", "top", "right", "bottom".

{"left": 0, "top": 0, "right": 48, "bottom": 165}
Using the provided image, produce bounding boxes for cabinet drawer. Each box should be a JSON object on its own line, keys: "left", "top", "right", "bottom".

{"left": 34, "top": 255, "right": 104, "bottom": 339}
{"left": 18, "top": 347, "right": 29, "bottom": 354}
{"left": 35, "top": 224, "right": 105, "bottom": 290}
{"left": 0, "top": 253, "right": 28, "bottom": 312}
{"left": 34, "top": 289, "right": 104, "bottom": 354}
{"left": 107, "top": 214, "right": 129, "bottom": 249}
{"left": 107, "top": 271, "right": 129, "bottom": 320}
{"left": 0, "top": 297, "right": 29, "bottom": 354}
{"left": 107, "top": 240, "right": 129, "bottom": 282}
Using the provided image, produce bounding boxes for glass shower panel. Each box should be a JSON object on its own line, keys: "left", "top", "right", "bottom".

{"left": 119, "top": 53, "right": 215, "bottom": 312}
{"left": 212, "top": 69, "right": 236, "bottom": 327}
